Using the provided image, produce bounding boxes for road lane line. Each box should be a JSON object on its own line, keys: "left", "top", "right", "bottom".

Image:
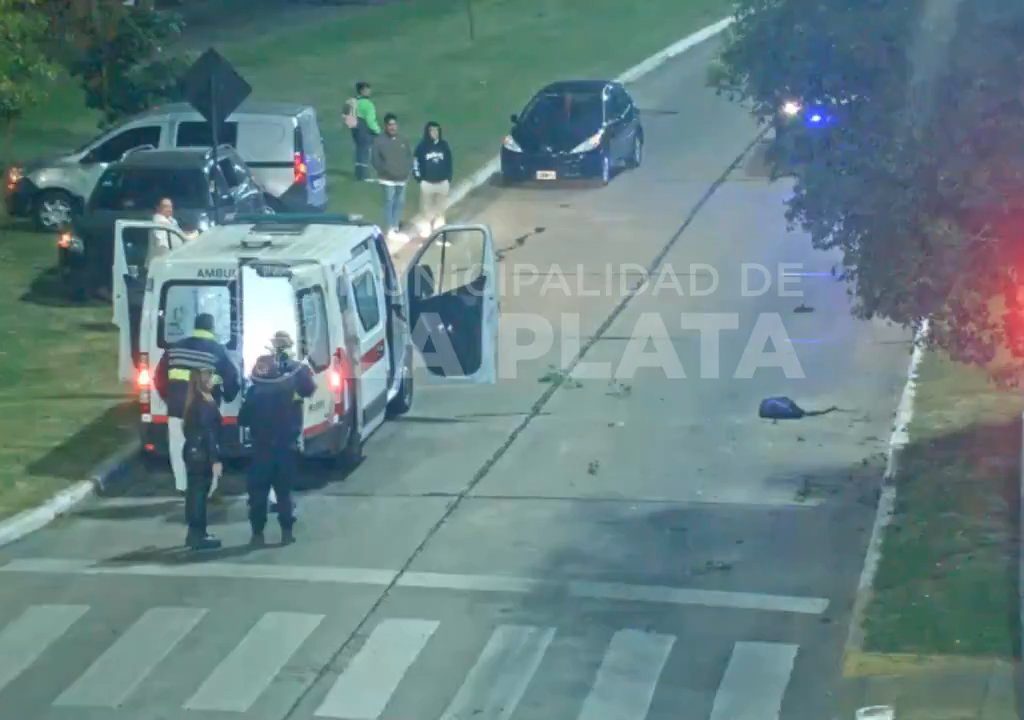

{"left": 439, "top": 625, "right": 555, "bottom": 720}
{"left": 709, "top": 642, "right": 799, "bottom": 720}
{"left": 315, "top": 618, "right": 439, "bottom": 719}
{"left": 0, "top": 604, "right": 88, "bottom": 694}
{"left": 0, "top": 558, "right": 829, "bottom": 614}
{"left": 185, "top": 611, "right": 323, "bottom": 712}
{"left": 54, "top": 607, "right": 205, "bottom": 707}
{"left": 577, "top": 629, "right": 674, "bottom": 720}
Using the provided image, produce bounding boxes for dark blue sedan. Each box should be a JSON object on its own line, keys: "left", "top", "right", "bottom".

{"left": 500, "top": 80, "right": 644, "bottom": 186}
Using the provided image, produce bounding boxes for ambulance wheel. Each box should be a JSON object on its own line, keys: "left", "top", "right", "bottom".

{"left": 386, "top": 358, "right": 414, "bottom": 418}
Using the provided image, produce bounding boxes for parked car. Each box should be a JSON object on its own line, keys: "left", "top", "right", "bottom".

{"left": 8, "top": 100, "right": 326, "bottom": 230}
{"left": 500, "top": 80, "right": 644, "bottom": 185}
{"left": 58, "top": 146, "right": 267, "bottom": 299}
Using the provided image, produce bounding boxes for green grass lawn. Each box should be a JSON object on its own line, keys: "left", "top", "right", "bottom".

{"left": 0, "top": 0, "right": 733, "bottom": 518}
{"left": 863, "top": 352, "right": 1021, "bottom": 658}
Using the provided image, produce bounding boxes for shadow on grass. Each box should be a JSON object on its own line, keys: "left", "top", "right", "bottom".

{"left": 17, "top": 266, "right": 96, "bottom": 308}
{"left": 25, "top": 402, "right": 136, "bottom": 481}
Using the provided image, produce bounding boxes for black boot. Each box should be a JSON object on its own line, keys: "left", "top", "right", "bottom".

{"left": 281, "top": 527, "right": 295, "bottom": 545}
{"left": 249, "top": 531, "right": 266, "bottom": 548}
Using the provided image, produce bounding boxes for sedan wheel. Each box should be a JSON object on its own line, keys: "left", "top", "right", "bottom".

{"left": 631, "top": 136, "right": 644, "bottom": 168}
{"left": 34, "top": 190, "right": 74, "bottom": 231}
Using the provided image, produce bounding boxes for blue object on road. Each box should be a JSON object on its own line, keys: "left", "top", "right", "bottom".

{"left": 759, "top": 397, "right": 839, "bottom": 420}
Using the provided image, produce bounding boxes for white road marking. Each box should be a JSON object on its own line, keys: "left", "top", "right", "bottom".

{"left": 315, "top": 618, "right": 439, "bottom": 719}
{"left": 577, "top": 629, "right": 675, "bottom": 720}
{"left": 184, "top": 611, "right": 323, "bottom": 712}
{"left": 0, "top": 604, "right": 88, "bottom": 694}
{"left": 439, "top": 625, "right": 555, "bottom": 720}
{"left": 0, "top": 558, "right": 829, "bottom": 614}
{"left": 708, "top": 642, "right": 799, "bottom": 720}
{"left": 54, "top": 607, "right": 205, "bottom": 707}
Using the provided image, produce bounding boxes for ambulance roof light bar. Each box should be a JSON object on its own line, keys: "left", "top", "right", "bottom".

{"left": 228, "top": 212, "right": 369, "bottom": 227}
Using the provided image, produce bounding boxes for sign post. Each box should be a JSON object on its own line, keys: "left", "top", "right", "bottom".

{"left": 179, "top": 48, "right": 252, "bottom": 220}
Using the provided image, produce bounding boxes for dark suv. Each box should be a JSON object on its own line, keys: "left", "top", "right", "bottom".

{"left": 59, "top": 146, "right": 266, "bottom": 297}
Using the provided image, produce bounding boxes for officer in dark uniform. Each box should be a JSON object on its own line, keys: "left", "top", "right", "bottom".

{"left": 238, "top": 331, "right": 316, "bottom": 546}
{"left": 154, "top": 313, "right": 240, "bottom": 493}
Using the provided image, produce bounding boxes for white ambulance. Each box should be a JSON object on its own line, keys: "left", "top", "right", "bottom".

{"left": 111, "top": 214, "right": 498, "bottom": 464}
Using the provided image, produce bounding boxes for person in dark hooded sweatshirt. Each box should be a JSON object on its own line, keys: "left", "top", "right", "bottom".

{"left": 413, "top": 121, "right": 454, "bottom": 234}
{"left": 238, "top": 331, "right": 316, "bottom": 546}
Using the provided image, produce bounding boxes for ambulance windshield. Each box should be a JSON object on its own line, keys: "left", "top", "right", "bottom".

{"left": 158, "top": 281, "right": 236, "bottom": 349}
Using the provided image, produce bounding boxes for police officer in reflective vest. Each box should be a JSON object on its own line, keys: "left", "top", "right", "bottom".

{"left": 238, "top": 331, "right": 316, "bottom": 546}
{"left": 154, "top": 313, "right": 240, "bottom": 493}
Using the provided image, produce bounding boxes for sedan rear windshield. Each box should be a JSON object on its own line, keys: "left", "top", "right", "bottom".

{"left": 91, "top": 167, "right": 210, "bottom": 212}
{"left": 521, "top": 91, "right": 604, "bottom": 130}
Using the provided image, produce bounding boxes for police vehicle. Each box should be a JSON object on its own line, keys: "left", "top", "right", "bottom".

{"left": 112, "top": 214, "right": 498, "bottom": 464}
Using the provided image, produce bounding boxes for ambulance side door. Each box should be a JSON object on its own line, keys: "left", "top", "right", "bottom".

{"left": 113, "top": 219, "right": 187, "bottom": 382}
{"left": 405, "top": 224, "right": 498, "bottom": 384}
{"left": 291, "top": 266, "right": 334, "bottom": 443}
{"left": 346, "top": 252, "right": 390, "bottom": 435}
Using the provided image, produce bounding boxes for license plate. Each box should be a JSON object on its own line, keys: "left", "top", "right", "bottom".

{"left": 535, "top": 170, "right": 557, "bottom": 180}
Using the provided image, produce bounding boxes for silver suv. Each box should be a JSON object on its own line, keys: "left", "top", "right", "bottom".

{"left": 6, "top": 101, "right": 327, "bottom": 230}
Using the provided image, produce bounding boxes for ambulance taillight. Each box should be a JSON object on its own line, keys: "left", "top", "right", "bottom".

{"left": 331, "top": 349, "right": 351, "bottom": 420}
{"left": 137, "top": 353, "right": 151, "bottom": 413}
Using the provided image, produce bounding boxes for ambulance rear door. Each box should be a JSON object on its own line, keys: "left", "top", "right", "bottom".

{"left": 291, "top": 265, "right": 335, "bottom": 443}
{"left": 113, "top": 219, "right": 187, "bottom": 382}
{"left": 344, "top": 246, "right": 390, "bottom": 436}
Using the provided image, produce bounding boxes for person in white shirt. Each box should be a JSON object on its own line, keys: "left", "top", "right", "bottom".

{"left": 148, "top": 197, "right": 198, "bottom": 266}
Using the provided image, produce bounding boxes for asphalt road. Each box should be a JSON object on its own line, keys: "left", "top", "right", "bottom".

{"left": 0, "top": 38, "right": 912, "bottom": 720}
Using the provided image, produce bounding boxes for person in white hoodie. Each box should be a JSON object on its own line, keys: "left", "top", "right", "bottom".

{"left": 148, "top": 197, "right": 197, "bottom": 267}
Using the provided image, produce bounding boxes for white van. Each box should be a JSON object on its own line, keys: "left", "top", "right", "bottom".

{"left": 7, "top": 101, "right": 327, "bottom": 230}
{"left": 113, "top": 215, "right": 498, "bottom": 463}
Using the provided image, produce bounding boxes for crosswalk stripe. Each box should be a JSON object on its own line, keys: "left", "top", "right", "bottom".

{"left": 0, "top": 604, "right": 88, "bottom": 694}
{"left": 577, "top": 629, "right": 675, "bottom": 720}
{"left": 184, "top": 611, "right": 324, "bottom": 712}
{"left": 54, "top": 607, "right": 206, "bottom": 707}
{"left": 315, "top": 618, "right": 439, "bottom": 719}
{"left": 440, "top": 624, "right": 555, "bottom": 720}
{"left": 708, "top": 641, "right": 799, "bottom": 720}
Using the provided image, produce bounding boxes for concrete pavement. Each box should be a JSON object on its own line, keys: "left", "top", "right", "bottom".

{"left": 0, "top": 37, "right": 913, "bottom": 720}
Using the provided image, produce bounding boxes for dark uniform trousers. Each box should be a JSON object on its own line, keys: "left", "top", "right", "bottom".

{"left": 184, "top": 469, "right": 213, "bottom": 539}
{"left": 247, "top": 446, "right": 297, "bottom": 533}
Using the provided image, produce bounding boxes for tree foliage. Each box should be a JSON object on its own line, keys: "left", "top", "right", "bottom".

{"left": 714, "top": 0, "right": 1024, "bottom": 380}
{"left": 61, "top": 0, "right": 190, "bottom": 126}
{"left": 0, "top": 0, "right": 59, "bottom": 134}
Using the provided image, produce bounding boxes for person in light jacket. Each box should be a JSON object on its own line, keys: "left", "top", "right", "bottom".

{"left": 413, "top": 121, "right": 453, "bottom": 234}
{"left": 371, "top": 113, "right": 413, "bottom": 238}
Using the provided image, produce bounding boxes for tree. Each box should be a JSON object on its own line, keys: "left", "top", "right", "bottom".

{"left": 713, "top": 0, "right": 1024, "bottom": 381}
{"left": 62, "top": 0, "right": 191, "bottom": 126}
{"left": 0, "top": 0, "right": 59, "bottom": 147}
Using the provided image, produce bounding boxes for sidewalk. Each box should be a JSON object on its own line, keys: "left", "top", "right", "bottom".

{"left": 840, "top": 650, "right": 1019, "bottom": 718}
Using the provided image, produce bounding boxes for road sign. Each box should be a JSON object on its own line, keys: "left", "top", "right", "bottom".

{"left": 179, "top": 48, "right": 252, "bottom": 127}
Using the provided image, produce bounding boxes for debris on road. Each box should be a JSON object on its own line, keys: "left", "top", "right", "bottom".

{"left": 605, "top": 381, "right": 632, "bottom": 398}
{"left": 539, "top": 366, "right": 582, "bottom": 389}
{"left": 794, "top": 303, "right": 815, "bottom": 313}
{"left": 759, "top": 396, "right": 839, "bottom": 419}
{"left": 587, "top": 460, "right": 600, "bottom": 475}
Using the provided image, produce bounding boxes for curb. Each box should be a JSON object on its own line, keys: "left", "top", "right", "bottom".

{"left": 844, "top": 319, "right": 930, "bottom": 657}
{"left": 390, "top": 14, "right": 736, "bottom": 252}
{"left": 0, "top": 439, "right": 139, "bottom": 549}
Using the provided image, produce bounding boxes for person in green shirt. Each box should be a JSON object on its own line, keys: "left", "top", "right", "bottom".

{"left": 346, "top": 81, "right": 381, "bottom": 181}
